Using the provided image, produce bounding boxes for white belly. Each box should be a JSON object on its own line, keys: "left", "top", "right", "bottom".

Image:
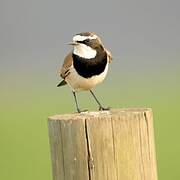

{"left": 65, "top": 63, "right": 109, "bottom": 92}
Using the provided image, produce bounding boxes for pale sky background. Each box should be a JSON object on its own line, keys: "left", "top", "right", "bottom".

{"left": 0, "top": 0, "right": 180, "bottom": 79}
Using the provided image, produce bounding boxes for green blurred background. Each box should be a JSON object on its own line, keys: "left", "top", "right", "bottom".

{"left": 0, "top": 0, "right": 180, "bottom": 179}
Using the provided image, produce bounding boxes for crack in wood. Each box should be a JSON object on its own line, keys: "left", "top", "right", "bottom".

{"left": 144, "top": 112, "right": 151, "bottom": 160}
{"left": 110, "top": 117, "right": 118, "bottom": 180}
{"left": 138, "top": 117, "right": 146, "bottom": 180}
{"left": 60, "top": 122, "right": 66, "bottom": 180}
{"left": 85, "top": 119, "right": 94, "bottom": 180}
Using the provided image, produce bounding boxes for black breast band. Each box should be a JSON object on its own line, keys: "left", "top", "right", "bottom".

{"left": 72, "top": 53, "right": 107, "bottom": 78}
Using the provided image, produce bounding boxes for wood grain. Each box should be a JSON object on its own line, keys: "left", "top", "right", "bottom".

{"left": 48, "top": 108, "right": 158, "bottom": 180}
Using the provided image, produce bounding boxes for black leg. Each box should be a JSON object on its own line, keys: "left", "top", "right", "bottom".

{"left": 72, "top": 91, "right": 81, "bottom": 113}
{"left": 72, "top": 91, "right": 88, "bottom": 113}
{"left": 89, "top": 90, "right": 109, "bottom": 111}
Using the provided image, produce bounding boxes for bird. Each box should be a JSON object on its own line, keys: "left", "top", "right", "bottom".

{"left": 57, "top": 32, "right": 112, "bottom": 113}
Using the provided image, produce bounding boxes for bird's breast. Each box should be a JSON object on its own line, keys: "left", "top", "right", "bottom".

{"left": 66, "top": 62, "right": 109, "bottom": 91}
{"left": 72, "top": 53, "right": 108, "bottom": 78}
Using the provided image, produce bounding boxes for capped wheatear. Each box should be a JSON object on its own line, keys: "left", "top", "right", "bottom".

{"left": 57, "top": 32, "right": 112, "bottom": 113}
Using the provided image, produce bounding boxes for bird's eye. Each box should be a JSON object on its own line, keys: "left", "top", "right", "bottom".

{"left": 83, "top": 39, "right": 90, "bottom": 44}
{"left": 76, "top": 39, "right": 90, "bottom": 44}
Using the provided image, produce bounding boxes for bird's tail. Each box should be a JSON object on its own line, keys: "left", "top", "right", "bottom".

{"left": 57, "top": 80, "right": 67, "bottom": 87}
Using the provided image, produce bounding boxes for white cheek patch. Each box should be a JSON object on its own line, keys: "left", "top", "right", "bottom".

{"left": 73, "top": 44, "right": 97, "bottom": 59}
{"left": 73, "top": 34, "right": 97, "bottom": 42}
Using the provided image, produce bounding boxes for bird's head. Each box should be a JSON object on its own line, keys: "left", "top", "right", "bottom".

{"left": 69, "top": 32, "right": 104, "bottom": 59}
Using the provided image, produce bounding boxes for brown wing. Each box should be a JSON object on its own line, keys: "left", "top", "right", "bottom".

{"left": 105, "top": 49, "right": 112, "bottom": 63}
{"left": 59, "top": 52, "right": 73, "bottom": 79}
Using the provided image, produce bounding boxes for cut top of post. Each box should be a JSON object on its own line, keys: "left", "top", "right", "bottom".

{"left": 48, "top": 108, "right": 152, "bottom": 121}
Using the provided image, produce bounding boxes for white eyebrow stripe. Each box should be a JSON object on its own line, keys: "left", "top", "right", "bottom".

{"left": 73, "top": 34, "right": 97, "bottom": 42}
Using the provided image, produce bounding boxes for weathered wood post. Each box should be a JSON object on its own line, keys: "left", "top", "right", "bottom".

{"left": 48, "top": 108, "right": 158, "bottom": 180}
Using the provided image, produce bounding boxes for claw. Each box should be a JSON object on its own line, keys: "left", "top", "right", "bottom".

{"left": 77, "top": 109, "right": 88, "bottom": 113}
{"left": 77, "top": 108, "right": 81, "bottom": 113}
{"left": 99, "top": 106, "right": 110, "bottom": 111}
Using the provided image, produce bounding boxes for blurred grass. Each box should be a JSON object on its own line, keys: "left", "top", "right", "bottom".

{"left": 0, "top": 60, "right": 180, "bottom": 180}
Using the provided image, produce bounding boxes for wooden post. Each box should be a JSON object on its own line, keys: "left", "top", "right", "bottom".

{"left": 48, "top": 108, "right": 158, "bottom": 180}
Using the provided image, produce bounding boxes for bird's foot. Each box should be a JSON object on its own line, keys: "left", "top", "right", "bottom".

{"left": 77, "top": 108, "right": 88, "bottom": 113}
{"left": 99, "top": 106, "right": 110, "bottom": 111}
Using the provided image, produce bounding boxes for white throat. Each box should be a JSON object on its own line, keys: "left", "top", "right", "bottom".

{"left": 73, "top": 44, "right": 97, "bottom": 59}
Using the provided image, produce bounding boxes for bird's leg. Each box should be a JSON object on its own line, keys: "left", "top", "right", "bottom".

{"left": 89, "top": 90, "right": 109, "bottom": 111}
{"left": 72, "top": 91, "right": 81, "bottom": 113}
{"left": 72, "top": 91, "right": 88, "bottom": 113}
